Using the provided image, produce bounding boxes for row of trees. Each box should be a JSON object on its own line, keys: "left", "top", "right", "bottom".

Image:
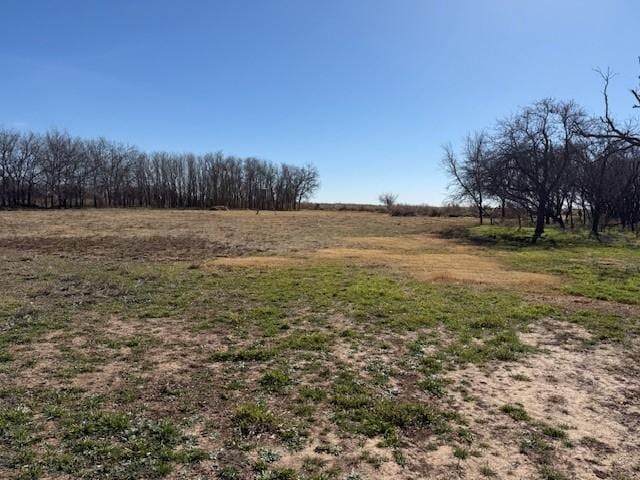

{"left": 0, "top": 130, "right": 320, "bottom": 211}
{"left": 443, "top": 70, "right": 640, "bottom": 241}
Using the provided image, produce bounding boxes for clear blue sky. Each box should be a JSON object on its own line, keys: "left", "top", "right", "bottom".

{"left": 1, "top": 1, "right": 638, "bottom": 204}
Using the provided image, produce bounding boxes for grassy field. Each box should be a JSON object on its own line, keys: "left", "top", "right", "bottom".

{"left": 1, "top": 210, "right": 639, "bottom": 480}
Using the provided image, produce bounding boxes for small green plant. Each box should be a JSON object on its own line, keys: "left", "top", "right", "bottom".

{"left": 232, "top": 403, "right": 278, "bottom": 436}
{"left": 344, "top": 471, "right": 362, "bottom": 480}
{"left": 519, "top": 432, "right": 552, "bottom": 457}
{"left": 500, "top": 403, "right": 530, "bottom": 421}
{"left": 255, "top": 468, "right": 298, "bottom": 480}
{"left": 260, "top": 448, "right": 282, "bottom": 464}
{"left": 298, "top": 386, "right": 327, "bottom": 402}
{"left": 541, "top": 465, "right": 569, "bottom": 480}
{"left": 393, "top": 448, "right": 406, "bottom": 466}
{"left": 279, "top": 332, "right": 332, "bottom": 351}
{"left": 279, "top": 427, "right": 308, "bottom": 451}
{"left": 218, "top": 466, "right": 241, "bottom": 480}
{"left": 479, "top": 464, "right": 497, "bottom": 477}
{"left": 457, "top": 427, "right": 473, "bottom": 443}
{"left": 314, "top": 443, "right": 343, "bottom": 456}
{"left": 301, "top": 456, "right": 327, "bottom": 475}
{"left": 453, "top": 447, "right": 469, "bottom": 460}
{"left": 0, "top": 350, "right": 14, "bottom": 362}
{"left": 360, "top": 450, "right": 385, "bottom": 469}
{"left": 260, "top": 369, "right": 292, "bottom": 393}
{"left": 418, "top": 376, "right": 448, "bottom": 397}
{"left": 541, "top": 424, "right": 567, "bottom": 439}
{"left": 211, "top": 346, "right": 276, "bottom": 362}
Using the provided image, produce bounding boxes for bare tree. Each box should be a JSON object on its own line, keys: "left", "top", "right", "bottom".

{"left": 491, "top": 99, "right": 584, "bottom": 241}
{"left": 378, "top": 192, "right": 398, "bottom": 211}
{"left": 442, "top": 132, "right": 491, "bottom": 224}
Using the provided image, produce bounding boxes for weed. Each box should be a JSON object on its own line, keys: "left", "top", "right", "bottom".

{"left": 260, "top": 369, "right": 292, "bottom": 393}
{"left": 541, "top": 424, "right": 567, "bottom": 440}
{"left": 259, "top": 448, "right": 282, "bottom": 463}
{"left": 211, "top": 346, "right": 277, "bottom": 362}
{"left": 298, "top": 386, "right": 327, "bottom": 402}
{"left": 501, "top": 403, "right": 530, "bottom": 421}
{"left": 453, "top": 446, "right": 469, "bottom": 460}
{"left": 218, "top": 466, "right": 241, "bottom": 480}
{"left": 479, "top": 464, "right": 497, "bottom": 477}
{"left": 541, "top": 465, "right": 569, "bottom": 480}
{"left": 418, "top": 376, "right": 448, "bottom": 397}
{"left": 232, "top": 403, "right": 278, "bottom": 436}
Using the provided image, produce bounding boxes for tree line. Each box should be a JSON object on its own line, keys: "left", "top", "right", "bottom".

{"left": 443, "top": 69, "right": 640, "bottom": 241}
{"left": 0, "top": 130, "right": 320, "bottom": 211}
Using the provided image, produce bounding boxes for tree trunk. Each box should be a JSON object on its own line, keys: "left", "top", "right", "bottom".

{"left": 591, "top": 209, "right": 600, "bottom": 238}
{"left": 533, "top": 204, "right": 546, "bottom": 243}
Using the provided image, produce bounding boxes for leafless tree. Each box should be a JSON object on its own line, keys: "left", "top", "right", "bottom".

{"left": 582, "top": 64, "right": 640, "bottom": 148}
{"left": 490, "top": 99, "right": 584, "bottom": 241}
{"left": 442, "top": 132, "right": 491, "bottom": 224}
{"left": 378, "top": 192, "right": 398, "bottom": 211}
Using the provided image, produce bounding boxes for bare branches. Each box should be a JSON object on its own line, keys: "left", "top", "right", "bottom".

{"left": 378, "top": 192, "right": 398, "bottom": 211}
{"left": 0, "top": 129, "right": 319, "bottom": 210}
{"left": 442, "top": 132, "right": 490, "bottom": 224}
{"left": 582, "top": 66, "right": 640, "bottom": 147}
{"left": 442, "top": 99, "right": 640, "bottom": 239}
{"left": 633, "top": 56, "right": 640, "bottom": 109}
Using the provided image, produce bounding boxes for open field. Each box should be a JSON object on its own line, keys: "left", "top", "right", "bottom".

{"left": 1, "top": 210, "right": 639, "bottom": 480}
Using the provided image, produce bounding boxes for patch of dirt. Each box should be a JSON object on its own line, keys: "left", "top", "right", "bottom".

{"left": 446, "top": 319, "right": 640, "bottom": 479}
{"left": 7, "top": 341, "right": 60, "bottom": 389}
{"left": 71, "top": 361, "right": 125, "bottom": 391}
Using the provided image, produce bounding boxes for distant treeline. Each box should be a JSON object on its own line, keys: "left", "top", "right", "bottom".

{"left": 0, "top": 130, "right": 319, "bottom": 210}
{"left": 303, "top": 201, "right": 474, "bottom": 217}
{"left": 443, "top": 92, "right": 640, "bottom": 240}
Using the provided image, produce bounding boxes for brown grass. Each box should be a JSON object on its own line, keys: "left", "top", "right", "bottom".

{"left": 315, "top": 246, "right": 556, "bottom": 288}
{"left": 203, "top": 231, "right": 557, "bottom": 289}
{"left": 0, "top": 209, "right": 474, "bottom": 260}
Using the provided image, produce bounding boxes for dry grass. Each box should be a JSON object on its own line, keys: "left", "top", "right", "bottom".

{"left": 315, "top": 245, "right": 557, "bottom": 288}
{"left": 0, "top": 209, "right": 473, "bottom": 259}
{"left": 204, "top": 231, "right": 557, "bottom": 289}
{"left": 0, "top": 209, "right": 638, "bottom": 480}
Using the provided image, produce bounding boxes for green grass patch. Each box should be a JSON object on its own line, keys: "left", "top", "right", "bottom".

{"left": 451, "top": 225, "right": 640, "bottom": 307}
{"left": 260, "top": 369, "right": 292, "bottom": 393}
{"left": 232, "top": 403, "right": 279, "bottom": 436}
{"left": 330, "top": 372, "right": 452, "bottom": 446}
{"left": 500, "top": 403, "right": 530, "bottom": 421}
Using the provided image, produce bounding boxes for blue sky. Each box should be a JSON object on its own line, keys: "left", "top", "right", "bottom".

{"left": 1, "top": 1, "right": 638, "bottom": 204}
